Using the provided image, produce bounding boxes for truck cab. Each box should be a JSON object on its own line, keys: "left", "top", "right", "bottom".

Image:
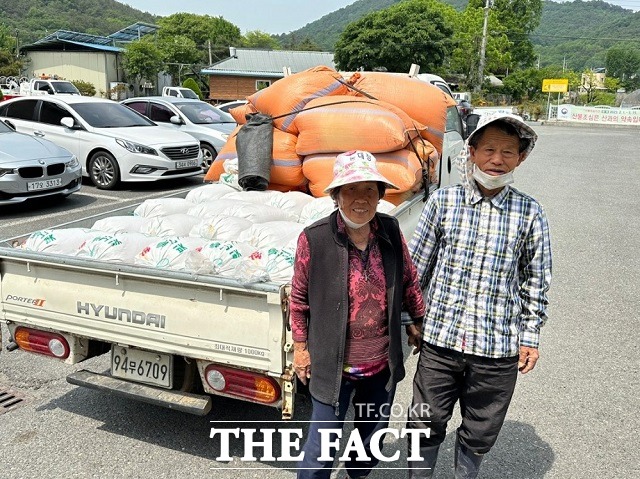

{"left": 162, "top": 86, "right": 199, "bottom": 99}
{"left": 20, "top": 78, "right": 81, "bottom": 96}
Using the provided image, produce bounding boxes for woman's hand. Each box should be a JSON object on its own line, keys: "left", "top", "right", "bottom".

{"left": 293, "top": 341, "right": 311, "bottom": 385}
{"left": 406, "top": 323, "right": 422, "bottom": 355}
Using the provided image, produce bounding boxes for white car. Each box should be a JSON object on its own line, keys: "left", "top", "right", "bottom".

{"left": 122, "top": 97, "right": 237, "bottom": 168}
{"left": 0, "top": 96, "right": 203, "bottom": 189}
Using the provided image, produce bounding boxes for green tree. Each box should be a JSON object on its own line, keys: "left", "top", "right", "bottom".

{"left": 157, "top": 35, "right": 201, "bottom": 81}
{"left": 606, "top": 44, "right": 640, "bottom": 90}
{"left": 123, "top": 38, "right": 163, "bottom": 95}
{"left": 0, "top": 25, "right": 23, "bottom": 77}
{"left": 334, "top": 0, "right": 456, "bottom": 73}
{"left": 157, "top": 13, "right": 242, "bottom": 63}
{"left": 182, "top": 77, "right": 203, "bottom": 100}
{"left": 242, "top": 31, "right": 281, "bottom": 49}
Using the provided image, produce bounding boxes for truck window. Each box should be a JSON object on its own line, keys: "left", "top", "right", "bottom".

{"left": 168, "top": 89, "right": 178, "bottom": 97}
{"left": 445, "top": 105, "right": 464, "bottom": 136}
{"left": 40, "top": 100, "right": 73, "bottom": 126}
{"left": 149, "top": 103, "right": 175, "bottom": 123}
{"left": 4, "top": 99, "right": 38, "bottom": 121}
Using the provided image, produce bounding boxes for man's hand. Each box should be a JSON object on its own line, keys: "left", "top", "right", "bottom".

{"left": 518, "top": 346, "right": 539, "bottom": 374}
{"left": 406, "top": 323, "right": 423, "bottom": 355}
{"left": 293, "top": 341, "right": 311, "bottom": 385}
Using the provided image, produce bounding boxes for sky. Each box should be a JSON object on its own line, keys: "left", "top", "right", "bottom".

{"left": 121, "top": 0, "right": 640, "bottom": 34}
{"left": 121, "top": 1, "right": 358, "bottom": 34}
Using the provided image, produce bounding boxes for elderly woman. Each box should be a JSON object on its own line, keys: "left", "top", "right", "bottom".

{"left": 290, "top": 150, "right": 426, "bottom": 479}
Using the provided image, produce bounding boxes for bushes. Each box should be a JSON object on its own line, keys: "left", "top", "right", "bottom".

{"left": 71, "top": 80, "right": 96, "bottom": 97}
{"left": 182, "top": 78, "right": 202, "bottom": 100}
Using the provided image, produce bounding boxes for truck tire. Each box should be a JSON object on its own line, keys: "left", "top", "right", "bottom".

{"left": 89, "top": 151, "right": 120, "bottom": 190}
{"left": 200, "top": 143, "right": 216, "bottom": 169}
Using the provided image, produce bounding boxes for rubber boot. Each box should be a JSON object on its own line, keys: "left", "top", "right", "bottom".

{"left": 454, "top": 437, "right": 484, "bottom": 479}
{"left": 408, "top": 445, "right": 440, "bottom": 478}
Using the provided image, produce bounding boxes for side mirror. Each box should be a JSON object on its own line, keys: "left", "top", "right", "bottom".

{"left": 170, "top": 115, "right": 183, "bottom": 125}
{"left": 465, "top": 113, "right": 481, "bottom": 136}
{"left": 60, "top": 117, "right": 80, "bottom": 129}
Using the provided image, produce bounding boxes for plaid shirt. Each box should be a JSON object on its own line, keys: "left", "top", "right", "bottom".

{"left": 409, "top": 184, "right": 552, "bottom": 358}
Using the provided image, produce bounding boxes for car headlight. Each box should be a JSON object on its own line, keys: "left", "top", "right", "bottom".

{"left": 65, "top": 156, "right": 79, "bottom": 169}
{"left": 116, "top": 139, "right": 157, "bottom": 156}
{"left": 0, "top": 167, "right": 15, "bottom": 178}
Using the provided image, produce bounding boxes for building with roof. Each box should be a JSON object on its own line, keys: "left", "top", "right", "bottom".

{"left": 201, "top": 47, "right": 335, "bottom": 102}
{"left": 20, "top": 23, "right": 158, "bottom": 97}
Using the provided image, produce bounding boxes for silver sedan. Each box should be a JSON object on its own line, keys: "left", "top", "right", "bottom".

{"left": 0, "top": 120, "right": 81, "bottom": 205}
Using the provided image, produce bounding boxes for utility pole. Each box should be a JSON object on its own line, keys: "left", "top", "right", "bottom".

{"left": 207, "top": 40, "right": 212, "bottom": 65}
{"left": 476, "top": 0, "right": 492, "bottom": 92}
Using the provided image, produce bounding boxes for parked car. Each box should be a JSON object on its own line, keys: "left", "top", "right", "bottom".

{"left": 216, "top": 100, "right": 247, "bottom": 113}
{"left": 0, "top": 96, "right": 203, "bottom": 189}
{"left": 0, "top": 119, "right": 81, "bottom": 204}
{"left": 121, "top": 97, "right": 236, "bottom": 168}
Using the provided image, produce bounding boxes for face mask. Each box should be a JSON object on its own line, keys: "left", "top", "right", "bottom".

{"left": 472, "top": 167, "right": 514, "bottom": 190}
{"left": 339, "top": 209, "right": 369, "bottom": 229}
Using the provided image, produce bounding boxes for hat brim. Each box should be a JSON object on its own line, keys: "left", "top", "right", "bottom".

{"left": 323, "top": 177, "right": 400, "bottom": 194}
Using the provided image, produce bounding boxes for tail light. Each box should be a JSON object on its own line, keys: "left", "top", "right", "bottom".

{"left": 204, "top": 365, "right": 281, "bottom": 404}
{"left": 14, "top": 327, "right": 70, "bottom": 359}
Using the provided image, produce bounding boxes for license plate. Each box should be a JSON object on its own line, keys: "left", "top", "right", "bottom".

{"left": 176, "top": 159, "right": 197, "bottom": 169}
{"left": 27, "top": 178, "right": 62, "bottom": 191}
{"left": 111, "top": 346, "right": 173, "bottom": 388}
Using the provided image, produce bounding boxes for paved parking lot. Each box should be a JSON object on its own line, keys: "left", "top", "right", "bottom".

{"left": 0, "top": 125, "right": 639, "bottom": 478}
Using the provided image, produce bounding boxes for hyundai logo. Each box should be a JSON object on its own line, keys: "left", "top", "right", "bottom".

{"left": 180, "top": 148, "right": 190, "bottom": 154}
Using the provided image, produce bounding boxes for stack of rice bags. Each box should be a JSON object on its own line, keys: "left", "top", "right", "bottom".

{"left": 20, "top": 184, "right": 397, "bottom": 284}
{"left": 204, "top": 66, "right": 455, "bottom": 205}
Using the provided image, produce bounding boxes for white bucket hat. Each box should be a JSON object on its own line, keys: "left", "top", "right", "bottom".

{"left": 323, "top": 150, "right": 399, "bottom": 193}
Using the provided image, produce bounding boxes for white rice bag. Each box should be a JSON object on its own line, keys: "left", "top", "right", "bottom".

{"left": 189, "top": 215, "right": 253, "bottom": 240}
{"left": 299, "top": 197, "right": 337, "bottom": 226}
{"left": 237, "top": 221, "right": 304, "bottom": 249}
{"left": 135, "top": 238, "right": 212, "bottom": 273}
{"left": 133, "top": 198, "right": 194, "bottom": 218}
{"left": 377, "top": 199, "right": 397, "bottom": 214}
{"left": 234, "top": 246, "right": 296, "bottom": 284}
{"left": 199, "top": 240, "right": 259, "bottom": 277}
{"left": 185, "top": 184, "right": 237, "bottom": 204}
{"left": 142, "top": 214, "right": 201, "bottom": 237}
{"left": 22, "top": 229, "right": 103, "bottom": 255}
{"left": 76, "top": 233, "right": 157, "bottom": 263}
{"left": 266, "top": 191, "right": 315, "bottom": 220}
{"left": 187, "top": 199, "right": 252, "bottom": 219}
{"left": 222, "top": 203, "right": 296, "bottom": 223}
{"left": 222, "top": 190, "right": 283, "bottom": 205}
{"left": 223, "top": 157, "right": 239, "bottom": 174}
{"left": 92, "top": 216, "right": 151, "bottom": 234}
{"left": 218, "top": 173, "right": 241, "bottom": 190}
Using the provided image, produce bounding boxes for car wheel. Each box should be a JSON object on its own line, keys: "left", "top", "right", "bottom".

{"left": 89, "top": 151, "right": 120, "bottom": 189}
{"left": 200, "top": 143, "right": 217, "bottom": 169}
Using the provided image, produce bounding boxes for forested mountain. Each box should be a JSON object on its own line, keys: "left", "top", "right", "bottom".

{"left": 0, "top": 0, "right": 158, "bottom": 45}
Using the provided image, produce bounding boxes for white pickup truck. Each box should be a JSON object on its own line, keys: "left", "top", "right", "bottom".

{"left": 19, "top": 78, "right": 81, "bottom": 96}
{"left": 0, "top": 188, "right": 432, "bottom": 420}
{"left": 162, "top": 86, "right": 199, "bottom": 99}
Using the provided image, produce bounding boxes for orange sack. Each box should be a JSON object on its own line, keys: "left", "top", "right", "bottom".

{"left": 247, "top": 66, "right": 350, "bottom": 134}
{"left": 294, "top": 96, "right": 423, "bottom": 157}
{"left": 204, "top": 126, "right": 306, "bottom": 187}
{"left": 303, "top": 149, "right": 425, "bottom": 198}
{"left": 228, "top": 102, "right": 257, "bottom": 125}
{"left": 349, "top": 72, "right": 455, "bottom": 153}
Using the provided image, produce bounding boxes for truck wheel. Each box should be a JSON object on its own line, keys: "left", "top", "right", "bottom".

{"left": 200, "top": 143, "right": 216, "bottom": 169}
{"left": 89, "top": 151, "right": 120, "bottom": 189}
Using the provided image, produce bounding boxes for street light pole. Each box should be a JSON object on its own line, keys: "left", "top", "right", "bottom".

{"left": 476, "top": 0, "right": 491, "bottom": 92}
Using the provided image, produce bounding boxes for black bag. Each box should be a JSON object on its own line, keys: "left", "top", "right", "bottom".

{"left": 236, "top": 113, "right": 273, "bottom": 191}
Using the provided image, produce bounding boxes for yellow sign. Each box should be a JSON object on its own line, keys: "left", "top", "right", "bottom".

{"left": 542, "top": 78, "right": 569, "bottom": 93}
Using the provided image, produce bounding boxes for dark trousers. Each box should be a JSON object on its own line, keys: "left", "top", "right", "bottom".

{"left": 407, "top": 343, "right": 518, "bottom": 454}
{"left": 297, "top": 368, "right": 395, "bottom": 479}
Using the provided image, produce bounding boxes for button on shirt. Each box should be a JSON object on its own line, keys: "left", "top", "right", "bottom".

{"left": 409, "top": 184, "right": 552, "bottom": 358}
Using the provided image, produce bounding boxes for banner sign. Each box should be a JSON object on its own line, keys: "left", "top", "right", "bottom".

{"left": 556, "top": 104, "right": 640, "bottom": 124}
{"left": 542, "top": 79, "right": 569, "bottom": 93}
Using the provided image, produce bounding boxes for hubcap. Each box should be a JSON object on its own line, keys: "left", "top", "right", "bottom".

{"left": 201, "top": 147, "right": 214, "bottom": 168}
{"left": 92, "top": 156, "right": 115, "bottom": 187}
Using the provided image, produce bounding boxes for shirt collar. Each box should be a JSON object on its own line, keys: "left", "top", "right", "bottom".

{"left": 465, "top": 182, "right": 511, "bottom": 210}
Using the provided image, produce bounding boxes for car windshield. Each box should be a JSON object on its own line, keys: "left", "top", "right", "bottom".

{"left": 71, "top": 102, "right": 156, "bottom": 128}
{"left": 52, "top": 82, "right": 81, "bottom": 94}
{"left": 175, "top": 102, "right": 235, "bottom": 125}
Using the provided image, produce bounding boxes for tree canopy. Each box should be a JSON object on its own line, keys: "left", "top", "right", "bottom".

{"left": 334, "top": 0, "right": 456, "bottom": 73}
